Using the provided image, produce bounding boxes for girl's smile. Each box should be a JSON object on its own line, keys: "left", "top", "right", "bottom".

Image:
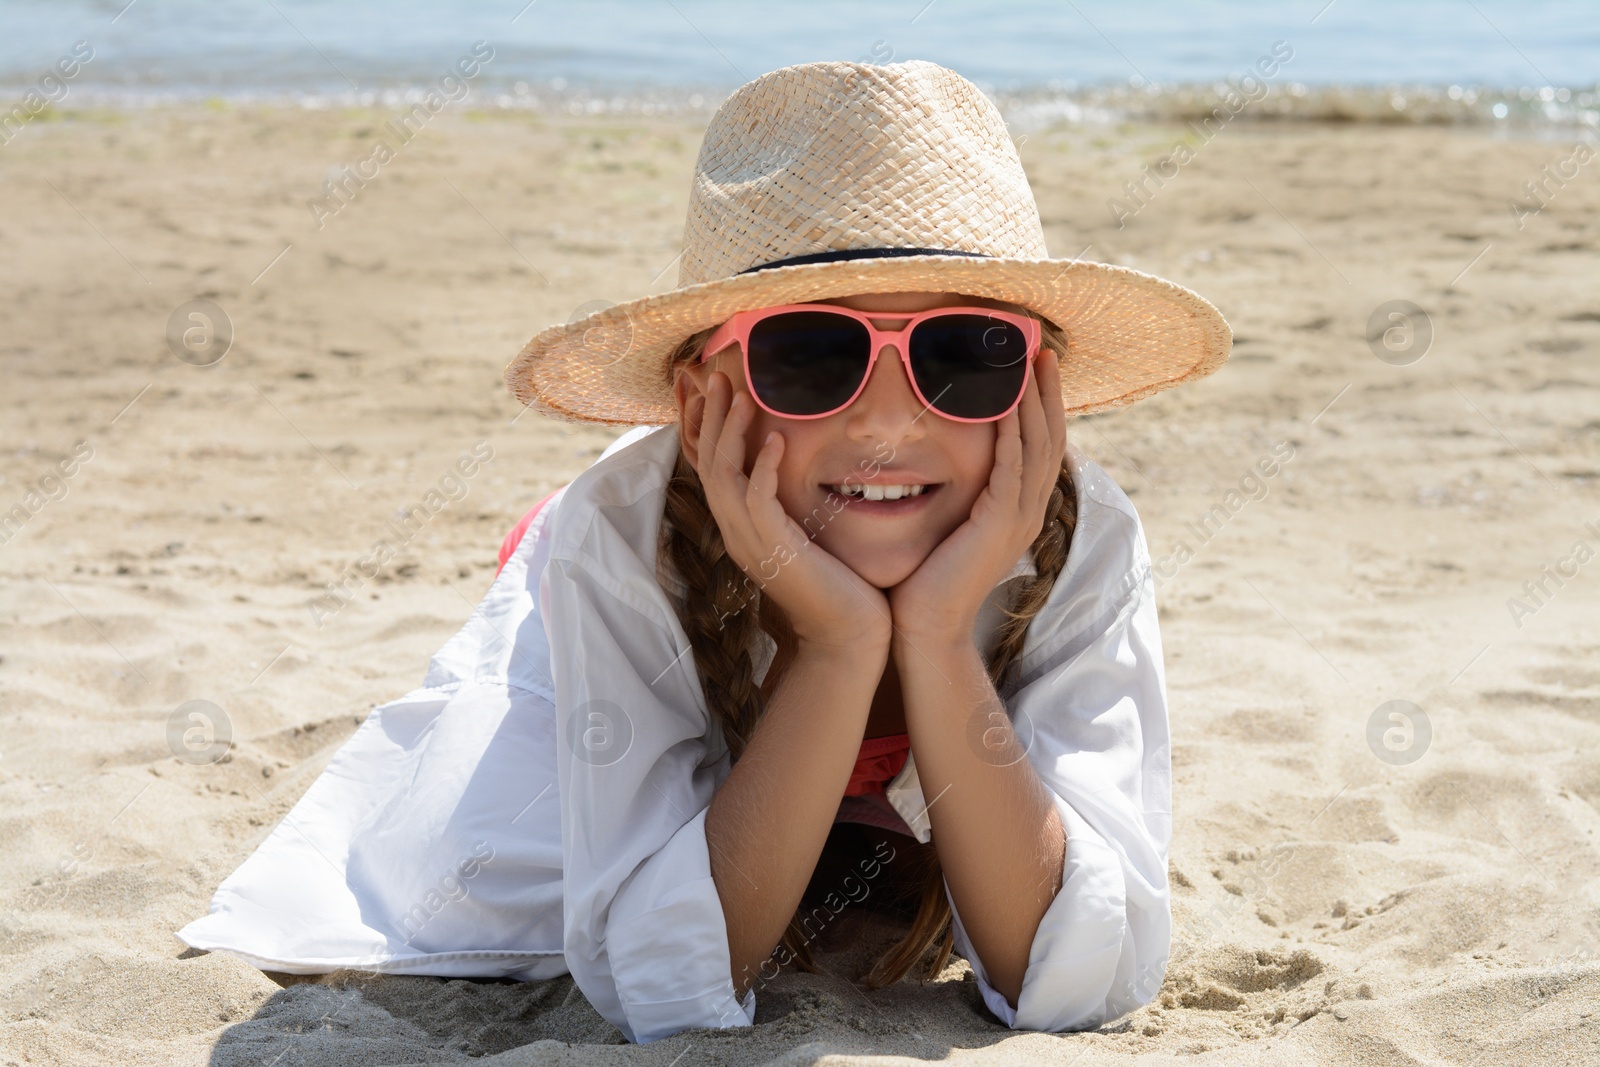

{"left": 682, "top": 290, "right": 1033, "bottom": 591}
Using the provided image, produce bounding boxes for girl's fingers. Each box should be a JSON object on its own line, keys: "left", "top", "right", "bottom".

{"left": 696, "top": 378, "right": 761, "bottom": 547}
{"left": 731, "top": 395, "right": 797, "bottom": 554}
{"left": 699, "top": 383, "right": 803, "bottom": 582}
{"left": 745, "top": 432, "right": 819, "bottom": 569}
{"left": 1041, "top": 349, "right": 1069, "bottom": 507}
{"left": 991, "top": 404, "right": 1024, "bottom": 508}
{"left": 1016, "top": 359, "right": 1043, "bottom": 450}
{"left": 728, "top": 421, "right": 876, "bottom": 631}
{"left": 1040, "top": 346, "right": 1066, "bottom": 446}
{"left": 745, "top": 427, "right": 787, "bottom": 525}
{"left": 711, "top": 381, "right": 751, "bottom": 486}
{"left": 694, "top": 373, "right": 731, "bottom": 483}
{"left": 1024, "top": 350, "right": 1062, "bottom": 511}
{"left": 703, "top": 382, "right": 759, "bottom": 521}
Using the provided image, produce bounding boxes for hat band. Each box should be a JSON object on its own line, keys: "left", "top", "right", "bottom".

{"left": 737, "top": 247, "right": 991, "bottom": 275}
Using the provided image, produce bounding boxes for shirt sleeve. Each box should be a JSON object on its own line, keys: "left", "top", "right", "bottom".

{"left": 542, "top": 534, "right": 754, "bottom": 1045}
{"left": 944, "top": 556, "right": 1173, "bottom": 1033}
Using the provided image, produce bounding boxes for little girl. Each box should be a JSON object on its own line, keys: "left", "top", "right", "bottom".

{"left": 178, "top": 60, "right": 1230, "bottom": 1045}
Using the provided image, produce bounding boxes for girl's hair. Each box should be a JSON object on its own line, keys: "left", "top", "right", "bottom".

{"left": 656, "top": 311, "right": 1078, "bottom": 991}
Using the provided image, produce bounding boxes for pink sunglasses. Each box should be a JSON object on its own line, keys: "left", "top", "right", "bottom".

{"left": 702, "top": 303, "right": 1042, "bottom": 423}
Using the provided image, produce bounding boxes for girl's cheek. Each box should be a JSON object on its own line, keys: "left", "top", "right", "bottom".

{"left": 949, "top": 429, "right": 998, "bottom": 505}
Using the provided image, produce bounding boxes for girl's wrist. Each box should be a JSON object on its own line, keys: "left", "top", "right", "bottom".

{"left": 793, "top": 631, "right": 892, "bottom": 666}
{"left": 889, "top": 594, "right": 981, "bottom": 652}
{"left": 890, "top": 623, "right": 978, "bottom": 665}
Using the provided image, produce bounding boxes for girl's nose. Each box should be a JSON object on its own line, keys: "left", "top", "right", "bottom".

{"left": 843, "top": 341, "right": 929, "bottom": 444}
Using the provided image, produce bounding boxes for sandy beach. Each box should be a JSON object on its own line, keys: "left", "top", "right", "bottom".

{"left": 2, "top": 103, "right": 1598, "bottom": 1064}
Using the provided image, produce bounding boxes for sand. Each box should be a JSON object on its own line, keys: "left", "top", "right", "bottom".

{"left": 1, "top": 103, "right": 1597, "bottom": 1065}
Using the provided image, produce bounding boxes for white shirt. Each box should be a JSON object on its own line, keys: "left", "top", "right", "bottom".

{"left": 175, "top": 422, "right": 1171, "bottom": 1045}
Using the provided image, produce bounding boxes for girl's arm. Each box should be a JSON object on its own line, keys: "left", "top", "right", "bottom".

{"left": 882, "top": 349, "right": 1170, "bottom": 1031}
{"left": 892, "top": 632, "right": 1065, "bottom": 1007}
{"left": 684, "top": 371, "right": 903, "bottom": 996}
{"left": 897, "top": 530, "right": 1172, "bottom": 1033}
{"left": 876, "top": 338, "right": 1073, "bottom": 1007}
{"left": 705, "top": 634, "right": 886, "bottom": 999}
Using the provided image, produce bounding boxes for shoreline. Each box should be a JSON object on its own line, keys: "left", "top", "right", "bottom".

{"left": 4, "top": 78, "right": 1598, "bottom": 132}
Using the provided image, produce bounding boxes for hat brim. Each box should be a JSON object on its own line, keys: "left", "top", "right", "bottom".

{"left": 502, "top": 254, "right": 1232, "bottom": 427}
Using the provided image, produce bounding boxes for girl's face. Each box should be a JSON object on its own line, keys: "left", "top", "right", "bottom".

{"left": 676, "top": 291, "right": 1031, "bottom": 591}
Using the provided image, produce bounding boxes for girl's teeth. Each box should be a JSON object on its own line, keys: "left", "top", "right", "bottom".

{"left": 828, "top": 484, "right": 925, "bottom": 499}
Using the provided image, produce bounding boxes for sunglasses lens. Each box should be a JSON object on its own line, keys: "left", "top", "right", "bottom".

{"left": 746, "top": 311, "right": 871, "bottom": 416}
{"left": 909, "top": 315, "right": 1031, "bottom": 419}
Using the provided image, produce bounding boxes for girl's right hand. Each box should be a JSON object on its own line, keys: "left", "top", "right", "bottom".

{"left": 693, "top": 372, "right": 893, "bottom": 655}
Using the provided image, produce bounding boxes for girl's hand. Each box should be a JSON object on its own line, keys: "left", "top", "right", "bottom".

{"left": 693, "top": 371, "right": 894, "bottom": 654}
{"left": 887, "top": 345, "right": 1068, "bottom": 649}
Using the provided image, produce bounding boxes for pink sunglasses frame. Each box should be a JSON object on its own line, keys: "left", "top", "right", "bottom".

{"left": 700, "top": 303, "right": 1042, "bottom": 423}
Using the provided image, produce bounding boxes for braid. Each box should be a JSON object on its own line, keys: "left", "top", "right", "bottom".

{"left": 659, "top": 451, "right": 767, "bottom": 772}
{"left": 657, "top": 315, "right": 1079, "bottom": 989}
{"left": 987, "top": 451, "right": 1079, "bottom": 698}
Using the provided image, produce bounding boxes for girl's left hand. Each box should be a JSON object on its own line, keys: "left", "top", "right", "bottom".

{"left": 887, "top": 344, "right": 1068, "bottom": 648}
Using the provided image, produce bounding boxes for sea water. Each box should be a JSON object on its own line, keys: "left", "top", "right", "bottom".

{"left": 1, "top": 0, "right": 1594, "bottom": 128}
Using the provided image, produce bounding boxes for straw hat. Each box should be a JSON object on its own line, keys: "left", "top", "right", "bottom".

{"left": 503, "top": 60, "right": 1231, "bottom": 427}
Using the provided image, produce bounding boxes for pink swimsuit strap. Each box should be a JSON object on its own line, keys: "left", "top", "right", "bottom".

{"left": 494, "top": 486, "right": 565, "bottom": 577}
{"left": 846, "top": 733, "right": 910, "bottom": 797}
